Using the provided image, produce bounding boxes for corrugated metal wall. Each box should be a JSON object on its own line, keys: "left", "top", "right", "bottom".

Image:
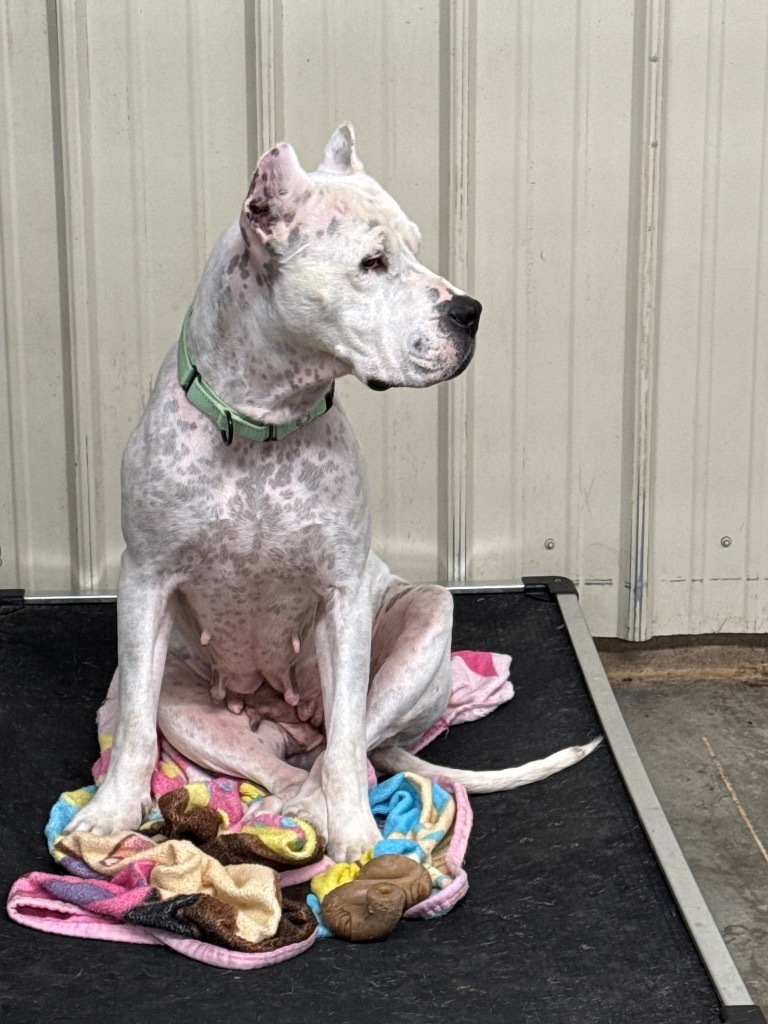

{"left": 1, "top": 0, "right": 766, "bottom": 639}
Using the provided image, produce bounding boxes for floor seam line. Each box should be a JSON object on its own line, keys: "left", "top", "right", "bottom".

{"left": 702, "top": 734, "right": 768, "bottom": 869}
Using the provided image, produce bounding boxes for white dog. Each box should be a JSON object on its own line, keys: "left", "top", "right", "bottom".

{"left": 66, "top": 125, "right": 596, "bottom": 861}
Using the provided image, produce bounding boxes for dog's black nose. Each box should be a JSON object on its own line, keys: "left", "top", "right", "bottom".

{"left": 446, "top": 295, "right": 482, "bottom": 337}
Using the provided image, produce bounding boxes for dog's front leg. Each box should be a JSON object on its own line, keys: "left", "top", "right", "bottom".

{"left": 65, "top": 559, "right": 173, "bottom": 835}
{"left": 300, "top": 585, "right": 380, "bottom": 863}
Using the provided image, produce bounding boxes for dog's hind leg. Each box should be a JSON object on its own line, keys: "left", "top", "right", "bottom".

{"left": 364, "top": 581, "right": 456, "bottom": 754}
{"left": 366, "top": 580, "right": 601, "bottom": 790}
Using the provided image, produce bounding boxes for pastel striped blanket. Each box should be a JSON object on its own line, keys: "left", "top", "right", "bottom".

{"left": 7, "top": 650, "right": 512, "bottom": 968}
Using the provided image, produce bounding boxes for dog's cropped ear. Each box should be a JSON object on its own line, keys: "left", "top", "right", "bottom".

{"left": 242, "top": 143, "right": 313, "bottom": 243}
{"left": 318, "top": 122, "right": 365, "bottom": 175}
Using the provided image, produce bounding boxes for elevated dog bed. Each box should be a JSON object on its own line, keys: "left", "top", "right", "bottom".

{"left": 0, "top": 581, "right": 762, "bottom": 1023}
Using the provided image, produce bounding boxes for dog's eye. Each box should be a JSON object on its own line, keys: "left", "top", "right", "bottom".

{"left": 360, "top": 254, "right": 387, "bottom": 272}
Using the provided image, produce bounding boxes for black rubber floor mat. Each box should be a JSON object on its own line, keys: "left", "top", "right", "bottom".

{"left": 0, "top": 593, "right": 726, "bottom": 1023}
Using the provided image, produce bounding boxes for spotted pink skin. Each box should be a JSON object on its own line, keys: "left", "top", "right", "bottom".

{"left": 63, "top": 125, "right": 473, "bottom": 862}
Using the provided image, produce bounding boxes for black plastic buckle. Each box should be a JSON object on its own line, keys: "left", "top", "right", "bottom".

{"left": 221, "top": 410, "right": 234, "bottom": 446}
{"left": 181, "top": 366, "right": 200, "bottom": 395}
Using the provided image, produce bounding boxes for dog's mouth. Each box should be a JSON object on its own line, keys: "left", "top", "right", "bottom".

{"left": 446, "top": 338, "right": 476, "bottom": 380}
{"left": 366, "top": 339, "right": 475, "bottom": 391}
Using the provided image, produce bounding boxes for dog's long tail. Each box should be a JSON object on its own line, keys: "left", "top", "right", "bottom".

{"left": 370, "top": 737, "right": 602, "bottom": 794}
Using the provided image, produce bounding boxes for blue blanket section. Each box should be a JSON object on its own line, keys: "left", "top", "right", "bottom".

{"left": 45, "top": 785, "right": 97, "bottom": 856}
{"left": 370, "top": 772, "right": 451, "bottom": 859}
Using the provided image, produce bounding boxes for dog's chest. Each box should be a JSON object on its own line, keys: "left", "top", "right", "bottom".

{"left": 127, "top": 379, "right": 370, "bottom": 682}
{"left": 126, "top": 373, "right": 368, "bottom": 571}
{"left": 162, "top": 436, "right": 365, "bottom": 611}
{"left": 165, "top": 479, "right": 333, "bottom": 694}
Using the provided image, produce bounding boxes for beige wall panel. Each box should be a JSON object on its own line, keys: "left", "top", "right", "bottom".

{"left": 56, "top": 0, "right": 252, "bottom": 589}
{"left": 3, "top": 0, "right": 767, "bottom": 637}
{"left": 469, "top": 1, "right": 636, "bottom": 636}
{"left": 649, "top": 0, "right": 768, "bottom": 634}
{"left": 279, "top": 0, "right": 445, "bottom": 582}
{"left": 0, "top": 1, "right": 75, "bottom": 591}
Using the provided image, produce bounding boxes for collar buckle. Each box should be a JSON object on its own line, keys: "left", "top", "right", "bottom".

{"left": 221, "top": 410, "right": 234, "bottom": 446}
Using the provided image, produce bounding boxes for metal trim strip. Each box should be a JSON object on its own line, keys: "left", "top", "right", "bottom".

{"left": 556, "top": 590, "right": 755, "bottom": 1010}
{"left": 447, "top": 579, "right": 526, "bottom": 594}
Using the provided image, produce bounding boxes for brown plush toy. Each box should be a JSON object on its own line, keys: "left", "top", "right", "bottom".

{"left": 322, "top": 854, "right": 433, "bottom": 942}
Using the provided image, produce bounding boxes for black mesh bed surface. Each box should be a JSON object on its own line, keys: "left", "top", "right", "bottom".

{"left": 0, "top": 591, "right": 735, "bottom": 1023}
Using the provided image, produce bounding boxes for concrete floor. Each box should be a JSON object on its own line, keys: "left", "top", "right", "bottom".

{"left": 599, "top": 639, "right": 768, "bottom": 1012}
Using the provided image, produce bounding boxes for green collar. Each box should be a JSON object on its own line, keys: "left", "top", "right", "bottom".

{"left": 177, "top": 306, "right": 334, "bottom": 445}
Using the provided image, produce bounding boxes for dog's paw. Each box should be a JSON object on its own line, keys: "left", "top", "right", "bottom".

{"left": 241, "top": 794, "right": 284, "bottom": 822}
{"left": 244, "top": 777, "right": 328, "bottom": 838}
{"left": 285, "top": 780, "right": 329, "bottom": 840}
{"left": 325, "top": 810, "right": 382, "bottom": 864}
{"left": 63, "top": 785, "right": 149, "bottom": 836}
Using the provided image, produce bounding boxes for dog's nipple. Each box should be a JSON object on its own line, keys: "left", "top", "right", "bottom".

{"left": 200, "top": 630, "right": 212, "bottom": 646}
{"left": 226, "top": 693, "right": 245, "bottom": 715}
{"left": 292, "top": 634, "right": 301, "bottom": 654}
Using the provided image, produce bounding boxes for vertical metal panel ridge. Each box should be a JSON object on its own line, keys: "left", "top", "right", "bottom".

{"left": 745, "top": 4, "right": 768, "bottom": 632}
{"left": 464, "top": 0, "right": 529, "bottom": 590}
{"left": 562, "top": 1, "right": 636, "bottom": 636}
{"left": 248, "top": 0, "right": 284, "bottom": 163}
{"left": 184, "top": 3, "right": 204, "bottom": 282}
{"left": 0, "top": 0, "right": 78, "bottom": 592}
{"left": 0, "top": 0, "right": 20, "bottom": 587}
{"left": 563, "top": 1, "right": 582, "bottom": 586}
{"left": 125, "top": 1, "right": 149, "bottom": 398}
{"left": 688, "top": 0, "right": 725, "bottom": 633}
{"left": 625, "top": 0, "right": 666, "bottom": 641}
{"left": 46, "top": 0, "right": 81, "bottom": 592}
{"left": 55, "top": 0, "right": 100, "bottom": 591}
{"left": 440, "top": 0, "right": 476, "bottom": 583}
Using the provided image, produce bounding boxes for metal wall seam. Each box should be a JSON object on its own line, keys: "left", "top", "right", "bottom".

{"left": 626, "top": 0, "right": 667, "bottom": 641}
{"left": 53, "top": 0, "right": 100, "bottom": 592}
{"left": 441, "top": 0, "right": 475, "bottom": 584}
{"left": 249, "top": 0, "right": 284, "bottom": 165}
{"left": 0, "top": 0, "right": 76, "bottom": 592}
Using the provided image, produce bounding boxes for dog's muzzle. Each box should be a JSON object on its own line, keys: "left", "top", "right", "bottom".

{"left": 366, "top": 294, "right": 482, "bottom": 391}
